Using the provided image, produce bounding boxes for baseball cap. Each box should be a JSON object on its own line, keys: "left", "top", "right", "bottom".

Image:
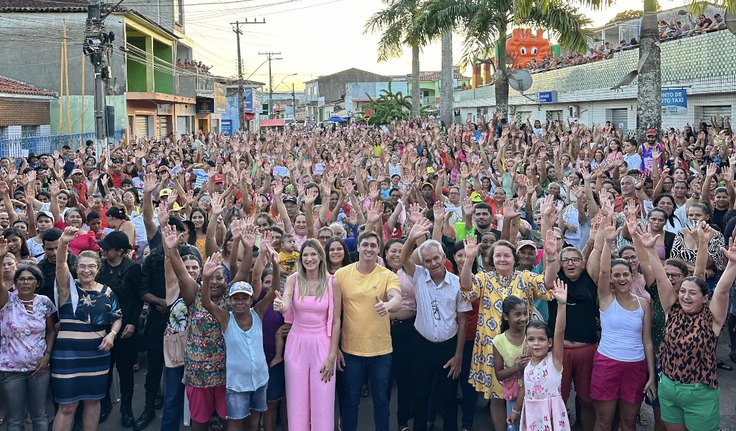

{"left": 229, "top": 281, "right": 254, "bottom": 297}
{"left": 646, "top": 129, "right": 657, "bottom": 136}
{"left": 470, "top": 192, "right": 483, "bottom": 203}
{"left": 172, "top": 202, "right": 182, "bottom": 212}
{"left": 36, "top": 210, "right": 54, "bottom": 223}
{"left": 212, "top": 174, "right": 225, "bottom": 184}
{"left": 516, "top": 240, "right": 537, "bottom": 252}
{"left": 159, "top": 188, "right": 173, "bottom": 198}
{"left": 97, "top": 231, "right": 133, "bottom": 251}
{"left": 71, "top": 168, "right": 83, "bottom": 176}
{"left": 105, "top": 207, "right": 129, "bottom": 221}
{"left": 282, "top": 195, "right": 298, "bottom": 204}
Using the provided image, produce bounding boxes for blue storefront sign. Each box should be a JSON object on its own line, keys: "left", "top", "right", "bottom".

{"left": 221, "top": 119, "right": 232, "bottom": 136}
{"left": 244, "top": 88, "right": 254, "bottom": 113}
{"left": 537, "top": 91, "right": 557, "bottom": 104}
{"left": 661, "top": 89, "right": 687, "bottom": 114}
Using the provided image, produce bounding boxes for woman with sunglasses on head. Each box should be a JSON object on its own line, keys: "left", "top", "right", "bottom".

{"left": 0, "top": 238, "right": 57, "bottom": 431}
{"left": 51, "top": 226, "right": 122, "bottom": 431}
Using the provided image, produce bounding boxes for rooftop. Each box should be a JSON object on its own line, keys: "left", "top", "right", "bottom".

{"left": 0, "top": 0, "right": 88, "bottom": 12}
{"left": 416, "top": 70, "right": 470, "bottom": 82}
{"left": 0, "top": 75, "right": 56, "bottom": 98}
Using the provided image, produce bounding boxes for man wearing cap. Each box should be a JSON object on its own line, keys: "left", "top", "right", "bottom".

{"left": 96, "top": 231, "right": 143, "bottom": 427}
{"left": 69, "top": 168, "right": 88, "bottom": 207}
{"left": 641, "top": 129, "right": 663, "bottom": 176}
{"left": 211, "top": 173, "right": 225, "bottom": 193}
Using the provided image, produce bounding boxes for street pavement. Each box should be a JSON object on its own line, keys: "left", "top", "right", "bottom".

{"left": 96, "top": 331, "right": 736, "bottom": 431}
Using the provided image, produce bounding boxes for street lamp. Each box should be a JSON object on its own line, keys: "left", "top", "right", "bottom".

{"left": 272, "top": 73, "right": 297, "bottom": 118}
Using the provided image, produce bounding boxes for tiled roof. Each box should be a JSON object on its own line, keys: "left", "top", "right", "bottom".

{"left": 0, "top": 0, "right": 88, "bottom": 11}
{"left": 415, "top": 71, "right": 470, "bottom": 82}
{"left": 0, "top": 76, "right": 56, "bottom": 97}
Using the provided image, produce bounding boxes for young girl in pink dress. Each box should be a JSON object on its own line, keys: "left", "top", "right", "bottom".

{"left": 508, "top": 278, "right": 570, "bottom": 431}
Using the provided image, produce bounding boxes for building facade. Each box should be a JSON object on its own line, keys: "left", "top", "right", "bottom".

{"left": 454, "top": 30, "right": 736, "bottom": 131}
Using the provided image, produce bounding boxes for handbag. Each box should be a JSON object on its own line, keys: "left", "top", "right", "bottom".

{"left": 163, "top": 331, "right": 187, "bottom": 368}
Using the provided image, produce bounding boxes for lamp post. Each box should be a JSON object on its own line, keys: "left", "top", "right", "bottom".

{"left": 273, "top": 73, "right": 296, "bottom": 118}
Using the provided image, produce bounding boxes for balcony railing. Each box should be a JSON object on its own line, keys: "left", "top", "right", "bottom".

{"left": 196, "top": 74, "right": 214, "bottom": 97}
{"left": 176, "top": 74, "right": 197, "bottom": 100}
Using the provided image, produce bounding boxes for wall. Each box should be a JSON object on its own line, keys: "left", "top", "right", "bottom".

{"left": 128, "top": 0, "right": 175, "bottom": 33}
{"left": 153, "top": 40, "right": 173, "bottom": 94}
{"left": 317, "top": 69, "right": 391, "bottom": 103}
{"left": 0, "top": 12, "right": 126, "bottom": 96}
{"left": 49, "top": 94, "right": 126, "bottom": 134}
{"left": 127, "top": 37, "right": 149, "bottom": 92}
{"left": 0, "top": 99, "right": 50, "bottom": 127}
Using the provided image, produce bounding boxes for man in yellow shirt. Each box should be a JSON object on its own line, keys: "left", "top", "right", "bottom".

{"left": 334, "top": 231, "right": 401, "bottom": 431}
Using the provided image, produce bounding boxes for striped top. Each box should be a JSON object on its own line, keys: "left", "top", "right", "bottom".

{"left": 412, "top": 265, "right": 471, "bottom": 343}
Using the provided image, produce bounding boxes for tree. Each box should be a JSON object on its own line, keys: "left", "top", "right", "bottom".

{"left": 365, "top": 82, "right": 413, "bottom": 125}
{"left": 365, "top": 0, "right": 423, "bottom": 119}
{"left": 606, "top": 9, "right": 643, "bottom": 25}
{"left": 636, "top": 0, "right": 661, "bottom": 143}
{"left": 415, "top": 0, "right": 594, "bottom": 119}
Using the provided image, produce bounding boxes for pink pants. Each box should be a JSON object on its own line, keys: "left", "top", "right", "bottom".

{"left": 284, "top": 325, "right": 335, "bottom": 431}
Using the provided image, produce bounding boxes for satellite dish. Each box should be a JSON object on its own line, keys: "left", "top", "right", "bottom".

{"left": 508, "top": 70, "right": 533, "bottom": 93}
{"left": 726, "top": 12, "right": 736, "bottom": 36}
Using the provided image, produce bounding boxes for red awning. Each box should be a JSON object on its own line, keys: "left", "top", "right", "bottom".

{"left": 260, "top": 119, "right": 286, "bottom": 127}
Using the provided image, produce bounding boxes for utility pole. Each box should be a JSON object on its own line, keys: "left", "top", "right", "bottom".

{"left": 291, "top": 83, "right": 296, "bottom": 121}
{"left": 84, "top": 0, "right": 113, "bottom": 152}
{"left": 231, "top": 18, "right": 265, "bottom": 132}
{"left": 258, "top": 51, "right": 282, "bottom": 118}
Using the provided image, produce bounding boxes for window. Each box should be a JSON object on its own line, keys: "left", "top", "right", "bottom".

{"left": 21, "top": 125, "right": 38, "bottom": 137}
{"left": 546, "top": 110, "right": 563, "bottom": 122}
{"left": 700, "top": 106, "right": 731, "bottom": 123}
{"left": 608, "top": 108, "right": 628, "bottom": 132}
{"left": 0, "top": 126, "right": 7, "bottom": 139}
{"left": 174, "top": 0, "right": 183, "bottom": 25}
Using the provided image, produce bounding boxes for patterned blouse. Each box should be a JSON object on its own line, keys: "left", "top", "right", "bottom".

{"left": 183, "top": 291, "right": 230, "bottom": 388}
{"left": 0, "top": 292, "right": 57, "bottom": 372}
{"left": 671, "top": 231, "right": 725, "bottom": 272}
{"left": 645, "top": 282, "right": 666, "bottom": 356}
{"left": 659, "top": 301, "right": 718, "bottom": 388}
{"left": 464, "top": 270, "right": 550, "bottom": 399}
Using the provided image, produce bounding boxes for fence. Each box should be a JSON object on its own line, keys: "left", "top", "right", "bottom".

{"left": 0, "top": 130, "right": 126, "bottom": 158}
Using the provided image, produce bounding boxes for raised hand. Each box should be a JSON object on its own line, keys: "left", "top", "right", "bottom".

{"left": 634, "top": 224, "right": 658, "bottom": 249}
{"left": 156, "top": 202, "right": 171, "bottom": 227}
{"left": 543, "top": 228, "right": 559, "bottom": 257}
{"left": 722, "top": 236, "right": 736, "bottom": 263}
{"left": 408, "top": 217, "right": 432, "bottom": 242}
{"left": 463, "top": 235, "right": 481, "bottom": 259}
{"left": 550, "top": 278, "right": 568, "bottom": 303}
{"left": 432, "top": 200, "right": 445, "bottom": 222}
{"left": 211, "top": 193, "right": 224, "bottom": 215}
{"left": 241, "top": 221, "right": 258, "bottom": 249}
{"left": 60, "top": 226, "right": 79, "bottom": 245}
{"left": 366, "top": 200, "right": 383, "bottom": 225}
{"left": 162, "top": 225, "right": 180, "bottom": 250}
{"left": 304, "top": 187, "right": 319, "bottom": 206}
{"left": 203, "top": 252, "right": 223, "bottom": 278}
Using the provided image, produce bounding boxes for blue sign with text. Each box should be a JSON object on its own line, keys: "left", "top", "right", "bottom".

{"left": 537, "top": 91, "right": 557, "bottom": 104}
{"left": 661, "top": 89, "right": 687, "bottom": 114}
{"left": 244, "top": 88, "right": 254, "bottom": 113}
{"left": 221, "top": 119, "right": 232, "bottom": 136}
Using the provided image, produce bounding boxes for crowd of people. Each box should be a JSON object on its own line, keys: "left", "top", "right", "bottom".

{"left": 176, "top": 59, "right": 212, "bottom": 75}
{"left": 0, "top": 113, "right": 734, "bottom": 431}
{"left": 525, "top": 11, "right": 727, "bottom": 74}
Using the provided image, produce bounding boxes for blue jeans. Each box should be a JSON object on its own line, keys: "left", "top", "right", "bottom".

{"left": 0, "top": 370, "right": 50, "bottom": 431}
{"left": 340, "top": 352, "right": 392, "bottom": 431}
{"left": 160, "top": 366, "right": 185, "bottom": 431}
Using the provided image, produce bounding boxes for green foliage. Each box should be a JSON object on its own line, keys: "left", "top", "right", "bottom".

{"left": 365, "top": 83, "right": 413, "bottom": 125}
{"left": 606, "top": 9, "right": 643, "bottom": 25}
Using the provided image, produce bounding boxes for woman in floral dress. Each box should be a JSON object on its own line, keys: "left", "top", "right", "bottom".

{"left": 461, "top": 238, "right": 550, "bottom": 431}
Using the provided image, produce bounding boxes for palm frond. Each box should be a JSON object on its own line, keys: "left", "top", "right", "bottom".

{"left": 519, "top": 1, "right": 593, "bottom": 53}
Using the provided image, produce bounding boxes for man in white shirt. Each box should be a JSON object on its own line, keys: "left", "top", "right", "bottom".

{"left": 401, "top": 218, "right": 470, "bottom": 431}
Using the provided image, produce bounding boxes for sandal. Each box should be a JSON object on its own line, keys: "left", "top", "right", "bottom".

{"left": 637, "top": 414, "right": 648, "bottom": 426}
{"left": 717, "top": 359, "right": 733, "bottom": 371}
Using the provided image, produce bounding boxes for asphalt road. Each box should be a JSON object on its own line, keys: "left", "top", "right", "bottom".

{"left": 95, "top": 332, "right": 736, "bottom": 431}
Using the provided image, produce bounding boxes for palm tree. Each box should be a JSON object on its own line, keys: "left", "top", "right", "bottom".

{"left": 365, "top": 0, "right": 424, "bottom": 119}
{"left": 635, "top": 0, "right": 660, "bottom": 142}
{"left": 415, "top": 0, "right": 594, "bottom": 119}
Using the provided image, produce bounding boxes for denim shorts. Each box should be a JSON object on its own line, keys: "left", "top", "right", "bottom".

{"left": 226, "top": 384, "right": 268, "bottom": 420}
{"left": 266, "top": 362, "right": 286, "bottom": 402}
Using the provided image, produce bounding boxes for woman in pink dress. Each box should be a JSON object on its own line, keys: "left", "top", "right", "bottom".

{"left": 508, "top": 278, "right": 570, "bottom": 431}
{"left": 273, "top": 239, "right": 342, "bottom": 431}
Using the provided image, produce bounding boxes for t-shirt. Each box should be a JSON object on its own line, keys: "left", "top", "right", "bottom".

{"left": 334, "top": 262, "right": 401, "bottom": 357}
{"left": 278, "top": 251, "right": 299, "bottom": 274}
{"left": 548, "top": 270, "right": 599, "bottom": 344}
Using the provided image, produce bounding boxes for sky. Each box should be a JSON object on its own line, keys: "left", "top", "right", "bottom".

{"left": 183, "top": 0, "right": 691, "bottom": 91}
